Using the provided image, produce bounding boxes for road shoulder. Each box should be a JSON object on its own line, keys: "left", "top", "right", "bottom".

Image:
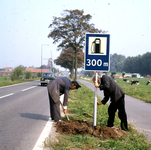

{"left": 33, "top": 95, "right": 64, "bottom": 150}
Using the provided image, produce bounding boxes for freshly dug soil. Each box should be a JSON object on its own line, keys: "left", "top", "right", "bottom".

{"left": 55, "top": 120, "right": 127, "bottom": 139}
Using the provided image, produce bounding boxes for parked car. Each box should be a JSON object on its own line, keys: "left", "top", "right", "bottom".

{"left": 40, "top": 72, "right": 55, "bottom": 86}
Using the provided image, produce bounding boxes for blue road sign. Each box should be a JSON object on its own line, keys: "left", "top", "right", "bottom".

{"left": 84, "top": 33, "right": 110, "bottom": 71}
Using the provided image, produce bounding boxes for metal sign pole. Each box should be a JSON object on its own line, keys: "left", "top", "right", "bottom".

{"left": 84, "top": 33, "right": 110, "bottom": 127}
{"left": 93, "top": 72, "right": 98, "bottom": 126}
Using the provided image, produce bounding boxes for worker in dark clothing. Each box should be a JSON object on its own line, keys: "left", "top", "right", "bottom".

{"left": 92, "top": 75, "right": 128, "bottom": 131}
{"left": 47, "top": 77, "right": 81, "bottom": 122}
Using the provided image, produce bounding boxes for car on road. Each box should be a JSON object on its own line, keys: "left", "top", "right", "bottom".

{"left": 40, "top": 72, "right": 55, "bottom": 86}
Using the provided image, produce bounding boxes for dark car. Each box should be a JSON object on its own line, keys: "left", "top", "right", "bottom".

{"left": 40, "top": 72, "right": 55, "bottom": 86}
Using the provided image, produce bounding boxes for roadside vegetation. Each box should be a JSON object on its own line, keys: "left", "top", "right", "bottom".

{"left": 44, "top": 83, "right": 151, "bottom": 149}
{"left": 1, "top": 72, "right": 151, "bottom": 149}
{"left": 81, "top": 76, "right": 151, "bottom": 103}
{"left": 0, "top": 76, "right": 38, "bottom": 87}
{"left": 0, "top": 66, "right": 41, "bottom": 87}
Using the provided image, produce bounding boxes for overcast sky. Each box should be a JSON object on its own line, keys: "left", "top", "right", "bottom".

{"left": 0, "top": 0, "right": 150, "bottom": 70}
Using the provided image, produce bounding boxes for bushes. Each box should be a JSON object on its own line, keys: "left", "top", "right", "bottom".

{"left": 10, "top": 65, "right": 40, "bottom": 81}
{"left": 11, "top": 66, "right": 24, "bottom": 81}
{"left": 25, "top": 71, "right": 32, "bottom": 79}
{"left": 36, "top": 72, "right": 42, "bottom": 77}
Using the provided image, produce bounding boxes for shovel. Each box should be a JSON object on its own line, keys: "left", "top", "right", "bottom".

{"left": 60, "top": 102, "right": 70, "bottom": 121}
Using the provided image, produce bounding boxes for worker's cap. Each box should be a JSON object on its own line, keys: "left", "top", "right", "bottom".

{"left": 74, "top": 80, "right": 81, "bottom": 89}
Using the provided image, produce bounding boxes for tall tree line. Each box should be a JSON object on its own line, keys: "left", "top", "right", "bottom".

{"left": 110, "top": 52, "right": 151, "bottom": 76}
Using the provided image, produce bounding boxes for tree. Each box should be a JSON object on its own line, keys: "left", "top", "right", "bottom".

{"left": 10, "top": 65, "right": 25, "bottom": 81}
{"left": 25, "top": 71, "right": 32, "bottom": 79}
{"left": 54, "top": 47, "right": 84, "bottom": 78}
{"left": 122, "top": 52, "right": 151, "bottom": 76}
{"left": 48, "top": 9, "right": 103, "bottom": 80}
{"left": 36, "top": 72, "right": 42, "bottom": 77}
{"left": 110, "top": 53, "right": 126, "bottom": 72}
{"left": 140, "top": 52, "right": 151, "bottom": 76}
{"left": 83, "top": 71, "right": 94, "bottom": 77}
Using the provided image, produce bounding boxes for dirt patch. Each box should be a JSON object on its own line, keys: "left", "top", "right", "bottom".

{"left": 55, "top": 120, "right": 127, "bottom": 139}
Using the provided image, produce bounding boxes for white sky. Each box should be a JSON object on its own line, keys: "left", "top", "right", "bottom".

{"left": 0, "top": 0, "right": 150, "bottom": 70}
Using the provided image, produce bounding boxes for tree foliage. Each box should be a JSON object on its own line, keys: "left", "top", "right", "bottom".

{"left": 110, "top": 52, "right": 151, "bottom": 76}
{"left": 54, "top": 47, "right": 84, "bottom": 78}
{"left": 36, "top": 72, "right": 42, "bottom": 78}
{"left": 11, "top": 65, "right": 25, "bottom": 81}
{"left": 83, "top": 71, "right": 94, "bottom": 77}
{"left": 110, "top": 53, "right": 126, "bottom": 72}
{"left": 122, "top": 52, "right": 151, "bottom": 76}
{"left": 25, "top": 71, "right": 32, "bottom": 79}
{"left": 48, "top": 9, "right": 103, "bottom": 79}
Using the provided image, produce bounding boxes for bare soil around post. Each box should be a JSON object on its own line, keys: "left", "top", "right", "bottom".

{"left": 55, "top": 120, "right": 127, "bottom": 139}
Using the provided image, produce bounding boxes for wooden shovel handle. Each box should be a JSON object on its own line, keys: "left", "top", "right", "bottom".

{"left": 60, "top": 101, "right": 70, "bottom": 121}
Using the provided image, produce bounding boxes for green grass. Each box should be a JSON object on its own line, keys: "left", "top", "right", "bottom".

{"left": 0, "top": 76, "right": 11, "bottom": 81}
{"left": 44, "top": 83, "right": 151, "bottom": 150}
{"left": 0, "top": 76, "right": 38, "bottom": 87}
{"left": 81, "top": 76, "right": 151, "bottom": 103}
{"left": 116, "top": 78, "right": 151, "bottom": 103}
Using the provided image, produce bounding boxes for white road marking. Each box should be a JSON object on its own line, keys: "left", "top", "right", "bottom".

{"left": 0, "top": 80, "right": 39, "bottom": 89}
{"left": 33, "top": 119, "right": 54, "bottom": 150}
{"left": 0, "top": 93, "right": 14, "bottom": 99}
{"left": 21, "top": 86, "right": 37, "bottom": 91}
{"left": 33, "top": 95, "right": 64, "bottom": 150}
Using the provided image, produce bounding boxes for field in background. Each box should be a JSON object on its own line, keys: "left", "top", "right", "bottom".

{"left": 80, "top": 75, "right": 151, "bottom": 103}
{"left": 1, "top": 75, "right": 151, "bottom": 103}
{"left": 0, "top": 76, "right": 11, "bottom": 81}
{"left": 116, "top": 78, "right": 151, "bottom": 103}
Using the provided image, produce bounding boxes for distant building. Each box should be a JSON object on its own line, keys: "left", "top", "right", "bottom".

{"left": 3, "top": 67, "right": 13, "bottom": 71}
{"left": 26, "top": 68, "right": 49, "bottom": 74}
{"left": 0, "top": 67, "right": 13, "bottom": 76}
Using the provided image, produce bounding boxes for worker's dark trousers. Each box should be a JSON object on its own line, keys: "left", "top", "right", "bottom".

{"left": 107, "top": 95, "right": 128, "bottom": 130}
{"left": 48, "top": 93, "right": 62, "bottom": 121}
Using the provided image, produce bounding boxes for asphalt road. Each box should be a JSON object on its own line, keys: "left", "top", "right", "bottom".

{"left": 1, "top": 79, "right": 151, "bottom": 150}
{"left": 78, "top": 78, "right": 151, "bottom": 143}
{"left": 0, "top": 81, "right": 50, "bottom": 150}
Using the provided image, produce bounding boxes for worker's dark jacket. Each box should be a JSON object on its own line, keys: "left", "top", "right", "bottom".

{"left": 47, "top": 77, "right": 71, "bottom": 106}
{"left": 99, "top": 75, "right": 124, "bottom": 104}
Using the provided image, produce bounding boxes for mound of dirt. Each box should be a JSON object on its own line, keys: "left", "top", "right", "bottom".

{"left": 55, "top": 120, "right": 127, "bottom": 139}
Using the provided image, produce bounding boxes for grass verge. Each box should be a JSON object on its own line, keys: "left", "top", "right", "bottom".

{"left": 0, "top": 76, "right": 38, "bottom": 87}
{"left": 44, "top": 83, "right": 151, "bottom": 150}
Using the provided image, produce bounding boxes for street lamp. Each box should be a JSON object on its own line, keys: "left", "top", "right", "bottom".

{"left": 41, "top": 44, "right": 50, "bottom": 74}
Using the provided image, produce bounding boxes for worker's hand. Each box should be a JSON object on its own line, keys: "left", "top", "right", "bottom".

{"left": 94, "top": 82, "right": 99, "bottom": 88}
{"left": 97, "top": 101, "right": 102, "bottom": 106}
{"left": 63, "top": 109, "right": 67, "bottom": 114}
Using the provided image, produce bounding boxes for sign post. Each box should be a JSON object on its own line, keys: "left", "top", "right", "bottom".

{"left": 84, "top": 33, "right": 110, "bottom": 126}
{"left": 93, "top": 71, "right": 98, "bottom": 126}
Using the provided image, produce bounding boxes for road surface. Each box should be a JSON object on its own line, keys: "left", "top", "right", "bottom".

{"left": 1, "top": 79, "right": 151, "bottom": 150}
{"left": 0, "top": 81, "right": 50, "bottom": 150}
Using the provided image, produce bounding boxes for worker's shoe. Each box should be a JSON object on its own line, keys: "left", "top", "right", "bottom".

{"left": 54, "top": 120, "right": 63, "bottom": 122}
